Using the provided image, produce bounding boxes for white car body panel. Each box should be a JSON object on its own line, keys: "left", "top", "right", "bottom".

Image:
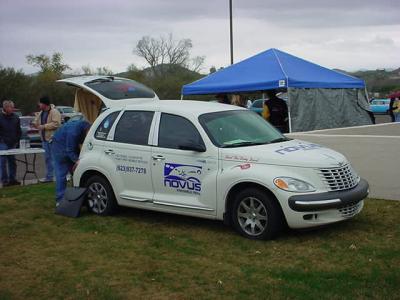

{"left": 74, "top": 100, "right": 368, "bottom": 230}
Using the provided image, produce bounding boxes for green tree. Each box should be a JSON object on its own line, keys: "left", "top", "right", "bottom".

{"left": 26, "top": 52, "right": 71, "bottom": 78}
{"left": 0, "top": 66, "right": 34, "bottom": 113}
{"left": 25, "top": 52, "right": 74, "bottom": 108}
{"left": 81, "top": 65, "right": 113, "bottom": 75}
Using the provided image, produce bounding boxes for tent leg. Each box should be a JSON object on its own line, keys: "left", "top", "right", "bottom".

{"left": 180, "top": 94, "right": 183, "bottom": 100}
{"left": 287, "top": 88, "right": 292, "bottom": 133}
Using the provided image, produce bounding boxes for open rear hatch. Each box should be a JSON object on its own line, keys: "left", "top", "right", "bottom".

{"left": 58, "top": 76, "right": 159, "bottom": 123}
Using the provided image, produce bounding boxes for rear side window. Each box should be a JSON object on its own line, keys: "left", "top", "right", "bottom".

{"left": 95, "top": 111, "right": 120, "bottom": 140}
{"left": 158, "top": 113, "right": 204, "bottom": 149}
{"left": 114, "top": 111, "right": 154, "bottom": 145}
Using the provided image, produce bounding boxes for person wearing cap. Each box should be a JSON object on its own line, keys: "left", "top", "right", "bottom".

{"left": 33, "top": 96, "right": 61, "bottom": 182}
{"left": 51, "top": 119, "right": 91, "bottom": 204}
{"left": 0, "top": 100, "right": 22, "bottom": 186}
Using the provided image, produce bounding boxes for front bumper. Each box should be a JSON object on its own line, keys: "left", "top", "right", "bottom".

{"left": 288, "top": 178, "right": 369, "bottom": 212}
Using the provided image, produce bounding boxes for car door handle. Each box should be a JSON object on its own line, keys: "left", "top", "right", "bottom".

{"left": 104, "top": 149, "right": 115, "bottom": 155}
{"left": 152, "top": 154, "right": 165, "bottom": 161}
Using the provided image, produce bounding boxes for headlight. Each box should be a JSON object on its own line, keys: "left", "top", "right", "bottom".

{"left": 273, "top": 177, "right": 316, "bottom": 192}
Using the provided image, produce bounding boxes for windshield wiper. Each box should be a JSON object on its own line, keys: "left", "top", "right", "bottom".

{"left": 269, "top": 137, "right": 291, "bottom": 144}
{"left": 221, "top": 141, "right": 267, "bottom": 148}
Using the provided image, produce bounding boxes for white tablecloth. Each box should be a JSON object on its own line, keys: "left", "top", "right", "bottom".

{"left": 0, "top": 148, "right": 45, "bottom": 156}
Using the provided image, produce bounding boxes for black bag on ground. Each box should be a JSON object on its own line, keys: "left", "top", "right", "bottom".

{"left": 55, "top": 187, "right": 87, "bottom": 218}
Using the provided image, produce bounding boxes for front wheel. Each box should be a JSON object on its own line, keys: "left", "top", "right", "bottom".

{"left": 85, "top": 175, "right": 117, "bottom": 215}
{"left": 231, "top": 188, "right": 283, "bottom": 240}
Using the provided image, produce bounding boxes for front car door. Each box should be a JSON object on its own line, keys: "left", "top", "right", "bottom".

{"left": 150, "top": 113, "right": 218, "bottom": 217}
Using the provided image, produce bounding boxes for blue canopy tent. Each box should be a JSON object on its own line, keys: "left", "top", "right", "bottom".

{"left": 182, "top": 49, "right": 371, "bottom": 132}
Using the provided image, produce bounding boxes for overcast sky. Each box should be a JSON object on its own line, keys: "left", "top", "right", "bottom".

{"left": 0, "top": 0, "right": 399, "bottom": 74}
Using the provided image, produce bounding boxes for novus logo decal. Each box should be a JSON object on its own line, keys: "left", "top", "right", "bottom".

{"left": 275, "top": 143, "right": 323, "bottom": 155}
{"left": 164, "top": 163, "right": 202, "bottom": 194}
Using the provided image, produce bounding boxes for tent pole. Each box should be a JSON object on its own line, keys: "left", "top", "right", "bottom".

{"left": 180, "top": 94, "right": 183, "bottom": 100}
{"left": 287, "top": 88, "right": 292, "bottom": 133}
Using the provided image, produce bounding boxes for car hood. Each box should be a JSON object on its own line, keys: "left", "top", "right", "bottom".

{"left": 220, "top": 139, "right": 347, "bottom": 168}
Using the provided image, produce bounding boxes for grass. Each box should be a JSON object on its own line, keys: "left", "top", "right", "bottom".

{"left": 0, "top": 184, "right": 399, "bottom": 299}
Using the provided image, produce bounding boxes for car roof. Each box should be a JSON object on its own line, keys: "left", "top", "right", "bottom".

{"left": 121, "top": 100, "right": 244, "bottom": 117}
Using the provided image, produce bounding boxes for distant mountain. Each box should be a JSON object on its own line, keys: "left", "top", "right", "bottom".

{"left": 334, "top": 68, "right": 400, "bottom": 95}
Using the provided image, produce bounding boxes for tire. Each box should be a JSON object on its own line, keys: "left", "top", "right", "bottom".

{"left": 231, "top": 188, "right": 283, "bottom": 240}
{"left": 85, "top": 175, "right": 118, "bottom": 215}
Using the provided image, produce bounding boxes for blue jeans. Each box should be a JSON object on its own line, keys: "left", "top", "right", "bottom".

{"left": 52, "top": 141, "right": 74, "bottom": 202}
{"left": 0, "top": 142, "right": 17, "bottom": 184}
{"left": 395, "top": 113, "right": 400, "bottom": 122}
{"left": 42, "top": 141, "right": 54, "bottom": 180}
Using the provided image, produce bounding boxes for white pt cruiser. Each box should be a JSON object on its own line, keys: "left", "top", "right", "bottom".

{"left": 74, "top": 100, "right": 369, "bottom": 240}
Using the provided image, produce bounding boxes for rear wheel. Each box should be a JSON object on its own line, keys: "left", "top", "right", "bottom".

{"left": 231, "top": 188, "right": 283, "bottom": 240}
{"left": 85, "top": 175, "right": 117, "bottom": 215}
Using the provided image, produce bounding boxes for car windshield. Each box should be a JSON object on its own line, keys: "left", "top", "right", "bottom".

{"left": 199, "top": 110, "right": 289, "bottom": 148}
{"left": 85, "top": 77, "right": 155, "bottom": 100}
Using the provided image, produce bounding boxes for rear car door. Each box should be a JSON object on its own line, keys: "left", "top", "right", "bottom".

{"left": 102, "top": 110, "right": 155, "bottom": 204}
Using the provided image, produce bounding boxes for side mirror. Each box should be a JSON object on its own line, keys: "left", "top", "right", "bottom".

{"left": 178, "top": 142, "right": 206, "bottom": 152}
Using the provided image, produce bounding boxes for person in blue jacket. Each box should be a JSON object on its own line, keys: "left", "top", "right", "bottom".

{"left": 51, "top": 119, "right": 91, "bottom": 204}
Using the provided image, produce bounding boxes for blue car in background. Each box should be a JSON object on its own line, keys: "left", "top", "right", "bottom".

{"left": 370, "top": 99, "right": 390, "bottom": 114}
{"left": 249, "top": 99, "right": 265, "bottom": 115}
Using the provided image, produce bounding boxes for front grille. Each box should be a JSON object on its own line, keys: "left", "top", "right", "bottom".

{"left": 338, "top": 202, "right": 362, "bottom": 218}
{"left": 319, "top": 164, "right": 359, "bottom": 191}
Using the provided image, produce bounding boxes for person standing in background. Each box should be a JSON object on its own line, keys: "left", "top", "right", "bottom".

{"left": 0, "top": 100, "right": 21, "bottom": 186}
{"left": 34, "top": 96, "right": 61, "bottom": 183}
{"left": 388, "top": 98, "right": 396, "bottom": 122}
{"left": 231, "top": 94, "right": 247, "bottom": 108}
{"left": 393, "top": 97, "right": 400, "bottom": 122}
{"left": 262, "top": 90, "right": 289, "bottom": 133}
{"left": 215, "top": 93, "right": 230, "bottom": 104}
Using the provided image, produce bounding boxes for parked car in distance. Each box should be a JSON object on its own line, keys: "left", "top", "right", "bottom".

{"left": 19, "top": 116, "right": 41, "bottom": 147}
{"left": 55, "top": 106, "right": 82, "bottom": 123}
{"left": 249, "top": 99, "right": 265, "bottom": 115}
{"left": 13, "top": 108, "right": 22, "bottom": 117}
{"left": 370, "top": 99, "right": 390, "bottom": 114}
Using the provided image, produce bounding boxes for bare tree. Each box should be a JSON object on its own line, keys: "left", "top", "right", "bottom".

{"left": 134, "top": 33, "right": 204, "bottom": 74}
{"left": 190, "top": 56, "right": 205, "bottom": 73}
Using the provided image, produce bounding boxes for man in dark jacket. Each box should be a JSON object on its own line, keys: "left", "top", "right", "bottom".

{"left": 0, "top": 100, "right": 22, "bottom": 186}
{"left": 263, "top": 90, "right": 289, "bottom": 133}
{"left": 51, "top": 119, "right": 91, "bottom": 204}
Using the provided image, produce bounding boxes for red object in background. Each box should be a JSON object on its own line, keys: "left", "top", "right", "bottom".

{"left": 387, "top": 91, "right": 400, "bottom": 98}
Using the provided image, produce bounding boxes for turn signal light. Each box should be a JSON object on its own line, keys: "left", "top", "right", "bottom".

{"left": 274, "top": 178, "right": 289, "bottom": 190}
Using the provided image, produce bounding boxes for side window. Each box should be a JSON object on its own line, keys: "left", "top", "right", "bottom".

{"left": 158, "top": 113, "right": 205, "bottom": 149}
{"left": 114, "top": 111, "right": 154, "bottom": 145}
{"left": 95, "top": 111, "right": 120, "bottom": 140}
